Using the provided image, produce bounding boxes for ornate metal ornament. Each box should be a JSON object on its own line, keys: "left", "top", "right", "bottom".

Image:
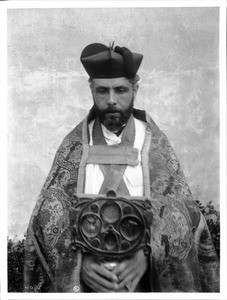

{"left": 71, "top": 193, "right": 153, "bottom": 260}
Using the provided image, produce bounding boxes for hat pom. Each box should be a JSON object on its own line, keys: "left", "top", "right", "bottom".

{"left": 114, "top": 46, "right": 135, "bottom": 78}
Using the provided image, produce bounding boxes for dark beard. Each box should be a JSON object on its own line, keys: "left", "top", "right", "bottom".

{"left": 94, "top": 101, "right": 134, "bottom": 132}
{"left": 94, "top": 99, "right": 134, "bottom": 132}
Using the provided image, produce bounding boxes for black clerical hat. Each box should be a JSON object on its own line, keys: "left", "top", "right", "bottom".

{"left": 80, "top": 43, "right": 143, "bottom": 78}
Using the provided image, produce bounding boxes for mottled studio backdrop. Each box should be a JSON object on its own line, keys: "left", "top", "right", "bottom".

{"left": 8, "top": 8, "right": 219, "bottom": 238}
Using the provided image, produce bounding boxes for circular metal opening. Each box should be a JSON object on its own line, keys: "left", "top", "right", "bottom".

{"left": 120, "top": 216, "right": 143, "bottom": 242}
{"left": 100, "top": 202, "right": 121, "bottom": 224}
{"left": 81, "top": 214, "right": 101, "bottom": 238}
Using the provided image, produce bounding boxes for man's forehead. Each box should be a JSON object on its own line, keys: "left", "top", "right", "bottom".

{"left": 92, "top": 77, "right": 131, "bottom": 87}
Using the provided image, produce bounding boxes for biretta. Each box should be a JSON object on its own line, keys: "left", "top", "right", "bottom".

{"left": 80, "top": 43, "right": 143, "bottom": 78}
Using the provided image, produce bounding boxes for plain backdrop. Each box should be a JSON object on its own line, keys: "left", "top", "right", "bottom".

{"left": 7, "top": 7, "right": 219, "bottom": 238}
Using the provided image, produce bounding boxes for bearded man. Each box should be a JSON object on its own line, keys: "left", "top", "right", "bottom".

{"left": 24, "top": 43, "right": 219, "bottom": 293}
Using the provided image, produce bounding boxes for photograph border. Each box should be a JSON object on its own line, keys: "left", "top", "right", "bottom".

{"left": 1, "top": 1, "right": 226, "bottom": 300}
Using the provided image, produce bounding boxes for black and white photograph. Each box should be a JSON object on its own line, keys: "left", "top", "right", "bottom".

{"left": 1, "top": 1, "right": 226, "bottom": 299}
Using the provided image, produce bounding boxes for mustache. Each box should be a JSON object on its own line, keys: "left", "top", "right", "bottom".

{"left": 103, "top": 108, "right": 122, "bottom": 114}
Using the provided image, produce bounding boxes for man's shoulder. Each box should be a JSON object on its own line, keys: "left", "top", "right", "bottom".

{"left": 64, "top": 119, "right": 84, "bottom": 143}
{"left": 56, "top": 119, "right": 86, "bottom": 155}
{"left": 133, "top": 108, "right": 164, "bottom": 137}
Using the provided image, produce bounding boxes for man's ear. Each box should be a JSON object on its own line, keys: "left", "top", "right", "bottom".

{"left": 89, "top": 81, "right": 94, "bottom": 91}
{"left": 133, "top": 84, "right": 139, "bottom": 97}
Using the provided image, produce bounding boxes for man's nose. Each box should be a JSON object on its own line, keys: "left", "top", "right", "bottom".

{"left": 107, "top": 91, "right": 117, "bottom": 105}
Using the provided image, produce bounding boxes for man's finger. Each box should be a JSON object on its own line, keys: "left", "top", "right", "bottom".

{"left": 117, "top": 273, "right": 135, "bottom": 290}
{"left": 112, "top": 261, "right": 128, "bottom": 277}
{"left": 129, "top": 276, "right": 141, "bottom": 292}
{"left": 87, "top": 279, "right": 117, "bottom": 293}
{"left": 96, "top": 265, "right": 119, "bottom": 282}
{"left": 113, "top": 260, "right": 136, "bottom": 282}
{"left": 84, "top": 270, "right": 119, "bottom": 291}
{"left": 117, "top": 266, "right": 134, "bottom": 282}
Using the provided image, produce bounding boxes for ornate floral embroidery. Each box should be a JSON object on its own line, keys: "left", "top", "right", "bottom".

{"left": 24, "top": 111, "right": 219, "bottom": 293}
{"left": 159, "top": 261, "right": 194, "bottom": 292}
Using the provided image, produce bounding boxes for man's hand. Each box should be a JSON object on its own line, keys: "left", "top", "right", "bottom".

{"left": 81, "top": 254, "right": 119, "bottom": 292}
{"left": 112, "top": 249, "right": 148, "bottom": 292}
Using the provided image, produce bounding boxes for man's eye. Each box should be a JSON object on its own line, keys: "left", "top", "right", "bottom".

{"left": 97, "top": 88, "right": 108, "bottom": 94}
{"left": 116, "top": 88, "right": 127, "bottom": 93}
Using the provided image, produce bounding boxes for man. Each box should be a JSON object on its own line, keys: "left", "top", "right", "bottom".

{"left": 24, "top": 43, "right": 219, "bottom": 293}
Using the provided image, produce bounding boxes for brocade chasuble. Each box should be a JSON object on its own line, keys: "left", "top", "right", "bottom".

{"left": 24, "top": 108, "right": 219, "bottom": 293}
